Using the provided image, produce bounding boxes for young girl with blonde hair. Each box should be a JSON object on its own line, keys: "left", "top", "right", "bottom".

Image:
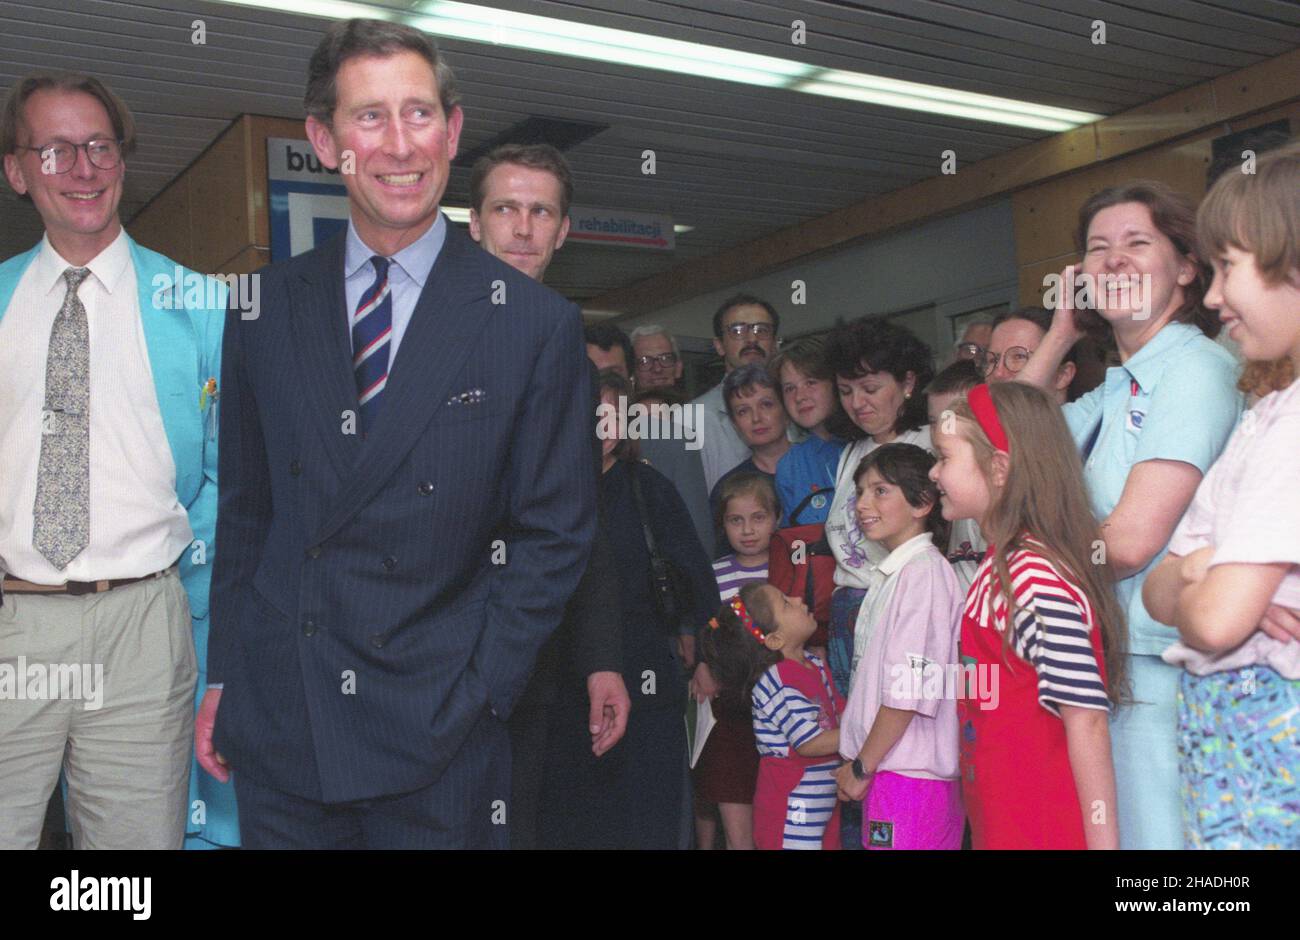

{"left": 931, "top": 382, "right": 1126, "bottom": 848}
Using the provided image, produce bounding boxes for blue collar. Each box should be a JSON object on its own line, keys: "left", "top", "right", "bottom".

{"left": 1120, "top": 321, "right": 1204, "bottom": 394}
{"left": 344, "top": 213, "right": 446, "bottom": 288}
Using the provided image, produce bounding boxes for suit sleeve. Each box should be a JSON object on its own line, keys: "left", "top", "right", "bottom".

{"left": 206, "top": 277, "right": 275, "bottom": 685}
{"left": 568, "top": 503, "right": 623, "bottom": 678}
{"left": 470, "top": 302, "right": 597, "bottom": 718}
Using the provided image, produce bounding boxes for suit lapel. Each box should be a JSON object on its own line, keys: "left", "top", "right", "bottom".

{"left": 291, "top": 234, "right": 362, "bottom": 481}
{"left": 311, "top": 224, "right": 495, "bottom": 545}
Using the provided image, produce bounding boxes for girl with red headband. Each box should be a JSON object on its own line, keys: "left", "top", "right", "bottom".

{"left": 930, "top": 383, "right": 1126, "bottom": 848}
{"left": 700, "top": 584, "right": 844, "bottom": 849}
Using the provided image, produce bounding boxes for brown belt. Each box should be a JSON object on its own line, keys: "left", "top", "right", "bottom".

{"left": 1, "top": 565, "right": 177, "bottom": 597}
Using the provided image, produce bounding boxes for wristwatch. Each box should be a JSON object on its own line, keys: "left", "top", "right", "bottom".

{"left": 851, "top": 758, "right": 867, "bottom": 781}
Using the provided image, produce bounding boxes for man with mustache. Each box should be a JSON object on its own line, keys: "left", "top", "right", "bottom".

{"left": 693, "top": 295, "right": 783, "bottom": 490}
{"left": 468, "top": 142, "right": 630, "bottom": 849}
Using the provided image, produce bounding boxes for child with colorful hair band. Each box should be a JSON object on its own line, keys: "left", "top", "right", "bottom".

{"left": 834, "top": 443, "right": 965, "bottom": 849}
{"left": 932, "top": 382, "right": 1125, "bottom": 849}
{"left": 1143, "top": 143, "right": 1300, "bottom": 849}
{"left": 700, "top": 584, "right": 844, "bottom": 849}
{"left": 691, "top": 473, "right": 777, "bottom": 849}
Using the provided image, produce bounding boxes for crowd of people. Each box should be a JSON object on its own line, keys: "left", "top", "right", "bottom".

{"left": 0, "top": 15, "right": 1296, "bottom": 851}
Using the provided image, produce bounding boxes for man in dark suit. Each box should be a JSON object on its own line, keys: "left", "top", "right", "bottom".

{"left": 468, "top": 143, "right": 629, "bottom": 848}
{"left": 194, "top": 18, "right": 595, "bottom": 849}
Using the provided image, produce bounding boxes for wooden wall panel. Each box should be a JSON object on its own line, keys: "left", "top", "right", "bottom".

{"left": 217, "top": 245, "right": 271, "bottom": 276}
{"left": 247, "top": 115, "right": 310, "bottom": 248}
{"left": 188, "top": 121, "right": 254, "bottom": 275}
{"left": 128, "top": 173, "right": 193, "bottom": 269}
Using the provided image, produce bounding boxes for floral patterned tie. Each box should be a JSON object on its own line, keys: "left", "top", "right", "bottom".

{"left": 32, "top": 267, "right": 91, "bottom": 570}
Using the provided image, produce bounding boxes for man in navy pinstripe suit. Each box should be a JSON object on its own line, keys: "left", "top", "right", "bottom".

{"left": 193, "top": 18, "right": 595, "bottom": 848}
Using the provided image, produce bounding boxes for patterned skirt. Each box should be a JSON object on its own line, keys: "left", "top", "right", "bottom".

{"left": 1179, "top": 665, "right": 1300, "bottom": 849}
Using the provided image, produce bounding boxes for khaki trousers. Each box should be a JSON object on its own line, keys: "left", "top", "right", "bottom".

{"left": 0, "top": 570, "right": 195, "bottom": 849}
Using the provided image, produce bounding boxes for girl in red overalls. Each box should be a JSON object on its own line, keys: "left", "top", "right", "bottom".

{"left": 929, "top": 384, "right": 1128, "bottom": 849}
{"left": 700, "top": 583, "right": 844, "bottom": 850}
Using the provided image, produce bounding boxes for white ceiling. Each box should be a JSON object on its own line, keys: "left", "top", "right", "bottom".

{"left": 2, "top": 0, "right": 1298, "bottom": 299}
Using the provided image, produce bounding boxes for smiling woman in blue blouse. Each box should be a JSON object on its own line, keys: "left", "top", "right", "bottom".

{"left": 1018, "top": 180, "right": 1243, "bottom": 849}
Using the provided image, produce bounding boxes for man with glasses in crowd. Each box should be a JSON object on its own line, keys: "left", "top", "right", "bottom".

{"left": 951, "top": 318, "right": 993, "bottom": 366}
{"left": 0, "top": 73, "right": 230, "bottom": 849}
{"left": 629, "top": 324, "right": 684, "bottom": 392}
{"left": 692, "top": 294, "right": 783, "bottom": 490}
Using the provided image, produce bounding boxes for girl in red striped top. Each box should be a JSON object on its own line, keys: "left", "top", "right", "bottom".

{"left": 929, "top": 383, "right": 1128, "bottom": 849}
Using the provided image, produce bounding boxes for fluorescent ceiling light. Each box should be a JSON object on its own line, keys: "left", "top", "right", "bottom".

{"left": 209, "top": 0, "right": 1102, "bottom": 130}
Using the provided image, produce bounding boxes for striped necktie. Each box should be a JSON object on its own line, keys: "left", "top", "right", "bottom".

{"left": 352, "top": 255, "right": 392, "bottom": 434}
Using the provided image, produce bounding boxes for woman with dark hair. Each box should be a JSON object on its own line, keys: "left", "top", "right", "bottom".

{"left": 540, "top": 372, "right": 720, "bottom": 849}
{"left": 1017, "top": 180, "right": 1243, "bottom": 849}
{"left": 820, "top": 318, "right": 934, "bottom": 850}
{"left": 823, "top": 318, "right": 935, "bottom": 694}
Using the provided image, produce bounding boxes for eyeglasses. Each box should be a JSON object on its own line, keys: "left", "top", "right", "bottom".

{"left": 635, "top": 352, "right": 679, "bottom": 370}
{"left": 978, "top": 347, "right": 1033, "bottom": 376}
{"left": 954, "top": 342, "right": 985, "bottom": 362}
{"left": 724, "top": 322, "right": 776, "bottom": 338}
{"left": 17, "top": 138, "right": 123, "bottom": 174}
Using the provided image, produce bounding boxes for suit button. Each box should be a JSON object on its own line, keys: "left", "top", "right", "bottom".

{"left": 383, "top": 556, "right": 396, "bottom": 571}
{"left": 370, "top": 633, "right": 385, "bottom": 649}
{"left": 289, "top": 460, "right": 302, "bottom": 476}
{"left": 302, "top": 619, "right": 316, "bottom": 637}
{"left": 307, "top": 546, "right": 322, "bottom": 560}
{"left": 417, "top": 481, "right": 433, "bottom": 496}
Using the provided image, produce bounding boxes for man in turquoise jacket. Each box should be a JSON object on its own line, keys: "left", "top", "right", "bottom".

{"left": 0, "top": 72, "right": 235, "bottom": 849}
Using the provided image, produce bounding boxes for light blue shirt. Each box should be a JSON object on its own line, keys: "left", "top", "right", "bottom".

{"left": 343, "top": 213, "right": 446, "bottom": 363}
{"left": 1063, "top": 322, "right": 1243, "bottom": 655}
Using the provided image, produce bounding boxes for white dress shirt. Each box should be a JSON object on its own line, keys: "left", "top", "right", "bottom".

{"left": 0, "top": 230, "right": 193, "bottom": 584}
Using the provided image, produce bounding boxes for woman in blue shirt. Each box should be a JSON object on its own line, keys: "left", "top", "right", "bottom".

{"left": 1019, "top": 180, "right": 1242, "bottom": 849}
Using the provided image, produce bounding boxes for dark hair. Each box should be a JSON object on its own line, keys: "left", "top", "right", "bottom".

{"left": 633, "top": 386, "right": 688, "bottom": 409}
{"left": 712, "top": 293, "right": 780, "bottom": 339}
{"left": 991, "top": 306, "right": 1079, "bottom": 365}
{"left": 584, "top": 322, "right": 633, "bottom": 373}
{"left": 926, "top": 359, "right": 983, "bottom": 396}
{"left": 715, "top": 471, "right": 780, "bottom": 532}
{"left": 304, "top": 19, "right": 459, "bottom": 125}
{"left": 699, "top": 583, "right": 782, "bottom": 712}
{"left": 469, "top": 142, "right": 574, "bottom": 216}
{"left": 767, "top": 335, "right": 855, "bottom": 439}
{"left": 722, "top": 362, "right": 781, "bottom": 416}
{"left": 1075, "top": 180, "right": 1218, "bottom": 338}
{"left": 827, "top": 318, "right": 934, "bottom": 437}
{"left": 597, "top": 371, "right": 639, "bottom": 462}
{"left": 2, "top": 72, "right": 136, "bottom": 202}
{"left": 852, "top": 443, "right": 948, "bottom": 546}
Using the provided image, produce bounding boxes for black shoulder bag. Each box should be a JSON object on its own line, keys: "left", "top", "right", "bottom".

{"left": 628, "top": 461, "right": 694, "bottom": 634}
